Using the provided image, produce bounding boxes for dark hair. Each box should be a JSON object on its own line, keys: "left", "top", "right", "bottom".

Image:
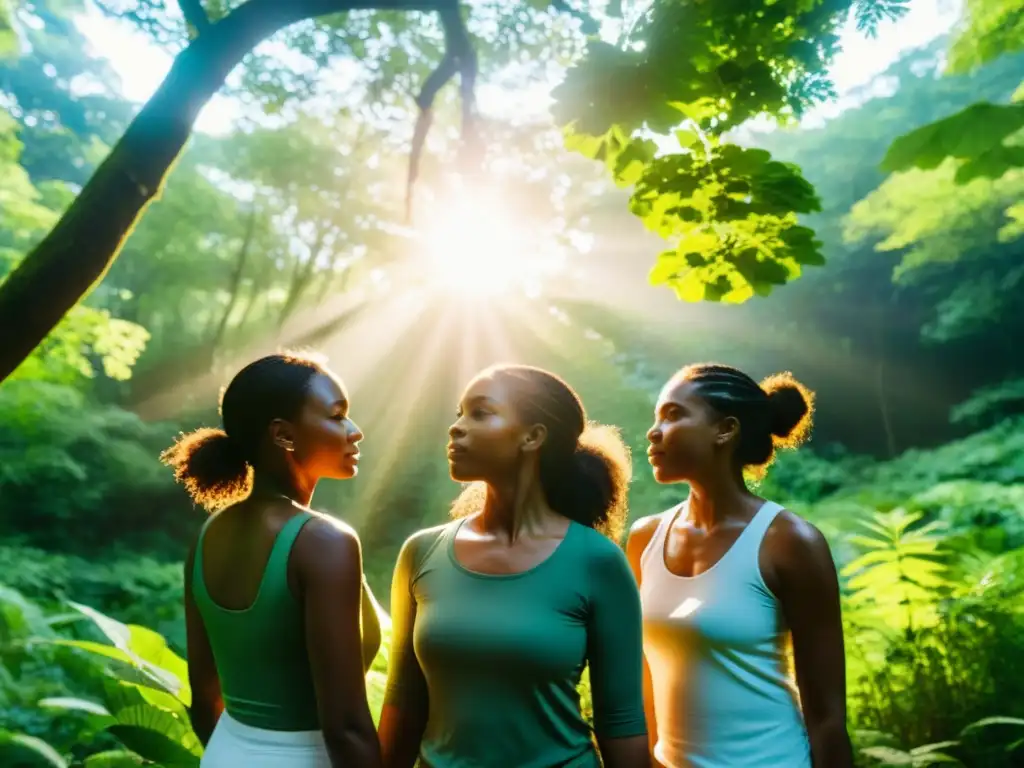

{"left": 452, "top": 365, "right": 631, "bottom": 540}
{"left": 160, "top": 351, "right": 329, "bottom": 511}
{"left": 679, "top": 363, "right": 814, "bottom": 478}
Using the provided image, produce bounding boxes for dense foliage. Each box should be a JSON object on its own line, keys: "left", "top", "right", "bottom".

{"left": 2, "top": 0, "right": 1024, "bottom": 765}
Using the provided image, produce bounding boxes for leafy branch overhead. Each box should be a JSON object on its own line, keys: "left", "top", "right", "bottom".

{"left": 550, "top": 0, "right": 902, "bottom": 302}
{"left": 569, "top": 129, "right": 824, "bottom": 302}
{"left": 883, "top": 102, "right": 1024, "bottom": 184}
{"left": 880, "top": 0, "right": 1024, "bottom": 184}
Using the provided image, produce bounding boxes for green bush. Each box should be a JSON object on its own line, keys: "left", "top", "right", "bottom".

{"left": 0, "top": 547, "right": 185, "bottom": 652}
{"left": 0, "top": 382, "right": 200, "bottom": 555}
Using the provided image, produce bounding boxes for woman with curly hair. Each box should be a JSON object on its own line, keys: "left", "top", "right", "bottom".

{"left": 161, "top": 353, "right": 381, "bottom": 768}
{"left": 379, "top": 364, "right": 650, "bottom": 768}
{"left": 628, "top": 364, "right": 852, "bottom": 768}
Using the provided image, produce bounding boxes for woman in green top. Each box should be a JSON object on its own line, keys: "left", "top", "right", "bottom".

{"left": 379, "top": 364, "right": 650, "bottom": 768}
{"left": 161, "top": 352, "right": 382, "bottom": 768}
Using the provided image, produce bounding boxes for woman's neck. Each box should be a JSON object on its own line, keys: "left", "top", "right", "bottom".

{"left": 686, "top": 471, "right": 756, "bottom": 531}
{"left": 250, "top": 471, "right": 316, "bottom": 508}
{"left": 479, "top": 469, "right": 558, "bottom": 543}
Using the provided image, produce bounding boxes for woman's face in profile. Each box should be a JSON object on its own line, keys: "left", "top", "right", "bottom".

{"left": 647, "top": 378, "right": 720, "bottom": 484}
{"left": 291, "top": 372, "right": 363, "bottom": 480}
{"left": 447, "top": 374, "right": 528, "bottom": 483}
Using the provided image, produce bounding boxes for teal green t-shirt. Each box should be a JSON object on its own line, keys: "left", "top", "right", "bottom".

{"left": 385, "top": 519, "right": 647, "bottom": 768}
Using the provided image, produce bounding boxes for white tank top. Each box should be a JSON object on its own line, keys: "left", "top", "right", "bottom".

{"left": 639, "top": 499, "right": 811, "bottom": 768}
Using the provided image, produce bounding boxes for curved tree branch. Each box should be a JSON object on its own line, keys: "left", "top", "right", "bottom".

{"left": 177, "top": 0, "right": 211, "bottom": 37}
{"left": 0, "top": 0, "right": 480, "bottom": 384}
{"left": 406, "top": 0, "right": 478, "bottom": 222}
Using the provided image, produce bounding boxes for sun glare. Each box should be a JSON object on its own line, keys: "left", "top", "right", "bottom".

{"left": 418, "top": 190, "right": 564, "bottom": 299}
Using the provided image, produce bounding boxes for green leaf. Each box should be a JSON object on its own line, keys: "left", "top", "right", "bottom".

{"left": 112, "top": 705, "right": 202, "bottom": 756}
{"left": 675, "top": 128, "right": 700, "bottom": 149}
{"left": 0, "top": 731, "right": 68, "bottom": 768}
{"left": 47, "top": 639, "right": 181, "bottom": 698}
{"left": 862, "top": 745, "right": 914, "bottom": 764}
{"left": 83, "top": 752, "right": 147, "bottom": 767}
{"left": 106, "top": 725, "right": 200, "bottom": 768}
{"left": 882, "top": 103, "right": 1024, "bottom": 175}
{"left": 63, "top": 601, "right": 191, "bottom": 705}
{"left": 955, "top": 145, "right": 1024, "bottom": 183}
{"left": 38, "top": 696, "right": 112, "bottom": 717}
{"left": 612, "top": 138, "right": 658, "bottom": 187}
{"left": 960, "top": 716, "right": 1024, "bottom": 736}
{"left": 648, "top": 250, "right": 685, "bottom": 286}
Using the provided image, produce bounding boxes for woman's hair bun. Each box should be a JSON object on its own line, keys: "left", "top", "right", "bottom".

{"left": 761, "top": 372, "right": 814, "bottom": 449}
{"left": 159, "top": 427, "right": 252, "bottom": 511}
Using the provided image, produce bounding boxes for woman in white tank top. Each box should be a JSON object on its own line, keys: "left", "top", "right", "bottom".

{"left": 625, "top": 364, "right": 852, "bottom": 768}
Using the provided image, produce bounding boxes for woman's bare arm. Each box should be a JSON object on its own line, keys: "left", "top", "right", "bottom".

{"left": 378, "top": 531, "right": 433, "bottom": 768}
{"left": 769, "top": 514, "right": 853, "bottom": 768}
{"left": 298, "top": 519, "right": 381, "bottom": 767}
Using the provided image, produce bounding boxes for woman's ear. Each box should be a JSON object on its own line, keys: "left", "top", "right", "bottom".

{"left": 520, "top": 423, "right": 548, "bottom": 454}
{"left": 269, "top": 418, "right": 296, "bottom": 452}
{"left": 715, "top": 415, "right": 740, "bottom": 447}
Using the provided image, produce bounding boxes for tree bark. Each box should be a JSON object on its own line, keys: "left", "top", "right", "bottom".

{"left": 208, "top": 205, "right": 258, "bottom": 354}
{"left": 875, "top": 301, "right": 898, "bottom": 458}
{"left": 0, "top": 0, "right": 456, "bottom": 384}
{"left": 278, "top": 227, "right": 327, "bottom": 331}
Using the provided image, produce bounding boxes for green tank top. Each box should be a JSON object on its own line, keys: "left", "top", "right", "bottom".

{"left": 193, "top": 511, "right": 319, "bottom": 731}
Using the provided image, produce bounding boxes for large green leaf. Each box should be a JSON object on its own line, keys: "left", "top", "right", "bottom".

{"left": 65, "top": 601, "right": 191, "bottom": 705}
{"left": 111, "top": 704, "right": 202, "bottom": 756}
{"left": 47, "top": 638, "right": 182, "bottom": 699}
{"left": 106, "top": 725, "right": 200, "bottom": 768}
{"left": 882, "top": 103, "right": 1024, "bottom": 177}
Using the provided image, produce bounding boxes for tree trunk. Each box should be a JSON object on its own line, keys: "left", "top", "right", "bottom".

{"left": 278, "top": 228, "right": 327, "bottom": 331}
{"left": 875, "top": 302, "right": 898, "bottom": 458}
{"left": 209, "top": 205, "right": 258, "bottom": 354}
{"left": 0, "top": 0, "right": 445, "bottom": 384}
{"left": 234, "top": 274, "right": 266, "bottom": 333}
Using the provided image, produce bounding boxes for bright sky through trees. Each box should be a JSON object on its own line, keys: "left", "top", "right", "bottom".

{"left": 74, "top": 0, "right": 961, "bottom": 135}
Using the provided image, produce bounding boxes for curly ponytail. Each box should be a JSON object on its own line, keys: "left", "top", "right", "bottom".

{"left": 539, "top": 423, "right": 631, "bottom": 540}
{"left": 160, "top": 428, "right": 252, "bottom": 511}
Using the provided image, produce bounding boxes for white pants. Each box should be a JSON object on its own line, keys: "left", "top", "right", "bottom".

{"left": 202, "top": 711, "right": 332, "bottom": 767}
